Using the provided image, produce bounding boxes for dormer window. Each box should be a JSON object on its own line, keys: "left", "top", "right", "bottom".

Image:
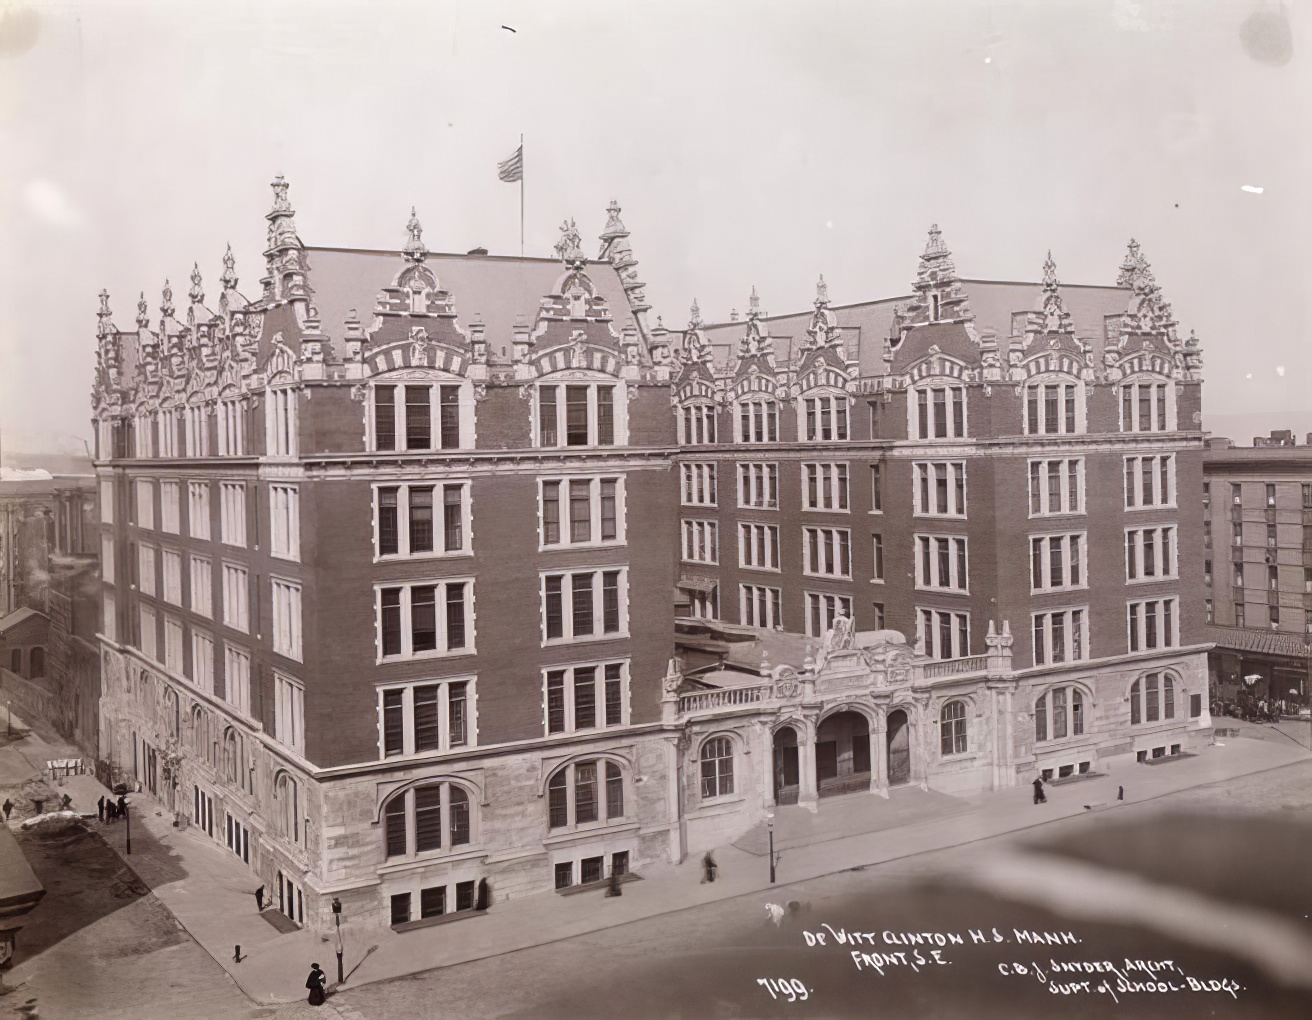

{"left": 801, "top": 394, "right": 849, "bottom": 442}
{"left": 1023, "top": 377, "right": 1084, "bottom": 436}
{"left": 931, "top": 294, "right": 941, "bottom": 320}
{"left": 371, "top": 379, "right": 474, "bottom": 452}
{"left": 910, "top": 384, "right": 965, "bottom": 440}
{"left": 1119, "top": 378, "right": 1175, "bottom": 432}
{"left": 536, "top": 380, "right": 625, "bottom": 448}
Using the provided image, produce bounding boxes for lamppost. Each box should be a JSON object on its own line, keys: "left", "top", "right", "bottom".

{"left": 332, "top": 897, "right": 343, "bottom": 986}
{"left": 124, "top": 796, "right": 131, "bottom": 855}
{"left": 767, "top": 812, "right": 777, "bottom": 884}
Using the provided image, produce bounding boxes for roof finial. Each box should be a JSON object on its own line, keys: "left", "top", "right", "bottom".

{"left": 689, "top": 298, "right": 702, "bottom": 328}
{"left": 220, "top": 244, "right": 238, "bottom": 291}
{"left": 270, "top": 175, "right": 292, "bottom": 215}
{"left": 98, "top": 289, "right": 111, "bottom": 318}
{"left": 815, "top": 274, "right": 830, "bottom": 308}
{"left": 136, "top": 292, "right": 150, "bottom": 330}
{"left": 265, "top": 175, "right": 303, "bottom": 253}
{"left": 189, "top": 262, "right": 204, "bottom": 305}
{"left": 1117, "top": 237, "right": 1149, "bottom": 288}
{"left": 96, "top": 290, "right": 112, "bottom": 339}
{"left": 160, "top": 279, "right": 175, "bottom": 319}
{"left": 403, "top": 207, "right": 427, "bottom": 262}
{"left": 748, "top": 285, "right": 761, "bottom": 319}
{"left": 554, "top": 218, "right": 586, "bottom": 267}
{"left": 1041, "top": 250, "right": 1073, "bottom": 334}
{"left": 923, "top": 223, "right": 950, "bottom": 257}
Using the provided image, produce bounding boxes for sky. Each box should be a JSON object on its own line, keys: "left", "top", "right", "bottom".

{"left": 0, "top": 0, "right": 1308, "bottom": 452}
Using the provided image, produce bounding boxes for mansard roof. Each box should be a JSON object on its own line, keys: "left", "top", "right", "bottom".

{"left": 300, "top": 247, "right": 644, "bottom": 365}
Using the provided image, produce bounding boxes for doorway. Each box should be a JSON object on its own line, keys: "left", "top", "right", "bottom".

{"left": 772, "top": 727, "right": 800, "bottom": 805}
{"left": 816, "top": 711, "right": 872, "bottom": 797}
{"left": 886, "top": 709, "right": 911, "bottom": 786}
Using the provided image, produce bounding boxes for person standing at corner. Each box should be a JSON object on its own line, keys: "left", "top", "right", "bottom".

{"left": 255, "top": 885, "right": 265, "bottom": 911}
{"left": 2, "top": 798, "right": 12, "bottom": 821}
{"left": 97, "top": 795, "right": 105, "bottom": 822}
{"left": 306, "top": 962, "right": 327, "bottom": 1006}
{"left": 1032, "top": 776, "right": 1046, "bottom": 804}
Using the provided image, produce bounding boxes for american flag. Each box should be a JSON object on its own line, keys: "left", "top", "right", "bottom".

{"left": 497, "top": 145, "right": 523, "bottom": 183}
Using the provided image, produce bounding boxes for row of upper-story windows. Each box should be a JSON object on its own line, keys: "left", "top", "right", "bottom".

{"left": 122, "top": 479, "right": 300, "bottom": 560}
{"left": 1208, "top": 481, "right": 1312, "bottom": 511}
{"left": 101, "top": 391, "right": 296, "bottom": 460}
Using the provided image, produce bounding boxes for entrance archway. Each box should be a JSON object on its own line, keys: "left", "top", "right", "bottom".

{"left": 772, "top": 727, "right": 800, "bottom": 805}
{"left": 815, "top": 711, "right": 872, "bottom": 797}
{"left": 886, "top": 709, "right": 911, "bottom": 786}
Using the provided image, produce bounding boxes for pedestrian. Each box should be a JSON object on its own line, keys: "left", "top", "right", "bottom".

{"left": 117, "top": 794, "right": 128, "bottom": 818}
{"left": 701, "top": 851, "right": 717, "bottom": 883}
{"left": 2, "top": 798, "right": 11, "bottom": 821}
{"left": 61, "top": 793, "right": 72, "bottom": 812}
{"left": 1032, "top": 776, "right": 1046, "bottom": 804}
{"left": 107, "top": 800, "right": 117, "bottom": 822}
{"left": 1117, "top": 785, "right": 1124, "bottom": 801}
{"left": 97, "top": 796, "right": 105, "bottom": 822}
{"left": 255, "top": 885, "right": 265, "bottom": 911}
{"left": 305, "top": 963, "right": 327, "bottom": 1006}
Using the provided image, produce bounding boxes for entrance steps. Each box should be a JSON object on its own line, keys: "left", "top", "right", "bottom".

{"left": 731, "top": 784, "right": 970, "bottom": 857}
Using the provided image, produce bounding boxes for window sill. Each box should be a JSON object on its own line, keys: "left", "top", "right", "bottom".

{"left": 539, "top": 541, "right": 629, "bottom": 553}
{"left": 556, "top": 872, "right": 642, "bottom": 896}
{"left": 803, "top": 574, "right": 854, "bottom": 582}
{"left": 543, "top": 820, "right": 639, "bottom": 846}
{"left": 374, "top": 551, "right": 474, "bottom": 563}
{"left": 693, "top": 793, "right": 747, "bottom": 813}
{"left": 801, "top": 508, "right": 852, "bottom": 514}
{"left": 393, "top": 907, "right": 487, "bottom": 932}
{"left": 1034, "top": 733, "right": 1090, "bottom": 750}
{"left": 541, "top": 633, "right": 630, "bottom": 648}
{"left": 1125, "top": 577, "right": 1180, "bottom": 586}
{"left": 739, "top": 565, "right": 782, "bottom": 574}
{"left": 378, "top": 847, "right": 485, "bottom": 875}
{"left": 378, "top": 648, "right": 477, "bottom": 665}
{"left": 937, "top": 751, "right": 979, "bottom": 764}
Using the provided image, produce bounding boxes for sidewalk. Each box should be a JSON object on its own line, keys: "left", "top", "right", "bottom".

{"left": 4, "top": 710, "right": 1308, "bottom": 1006}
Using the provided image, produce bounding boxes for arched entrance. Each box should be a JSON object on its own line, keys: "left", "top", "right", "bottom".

{"left": 772, "top": 727, "right": 800, "bottom": 805}
{"left": 816, "top": 711, "right": 871, "bottom": 797}
{"left": 886, "top": 709, "right": 911, "bottom": 786}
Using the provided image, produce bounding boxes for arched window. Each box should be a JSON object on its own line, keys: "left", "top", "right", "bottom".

{"left": 939, "top": 701, "right": 967, "bottom": 756}
{"left": 222, "top": 729, "right": 238, "bottom": 785}
{"left": 680, "top": 401, "right": 718, "bottom": 445}
{"left": 1035, "top": 686, "right": 1086, "bottom": 742}
{"left": 700, "top": 737, "right": 734, "bottom": 799}
{"left": 382, "top": 781, "right": 474, "bottom": 859}
{"left": 189, "top": 705, "right": 204, "bottom": 754}
{"left": 165, "top": 689, "right": 179, "bottom": 740}
{"left": 1130, "top": 672, "right": 1175, "bottom": 725}
{"left": 547, "top": 759, "right": 624, "bottom": 830}
{"left": 275, "top": 772, "right": 299, "bottom": 844}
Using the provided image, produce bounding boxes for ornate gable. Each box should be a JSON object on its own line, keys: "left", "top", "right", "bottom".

{"left": 794, "top": 275, "right": 854, "bottom": 394}
{"left": 673, "top": 301, "right": 719, "bottom": 404}
{"left": 526, "top": 219, "right": 625, "bottom": 377}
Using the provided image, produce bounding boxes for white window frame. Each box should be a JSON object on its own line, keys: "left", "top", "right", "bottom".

{"left": 218, "top": 398, "right": 245, "bottom": 456}
{"left": 188, "top": 481, "right": 211, "bottom": 540}
{"left": 909, "top": 382, "right": 966, "bottom": 440}
{"left": 101, "top": 533, "right": 115, "bottom": 585}
{"left": 159, "top": 410, "right": 179, "bottom": 458}
{"left": 138, "top": 543, "right": 157, "bottom": 597}
{"left": 139, "top": 604, "right": 157, "bottom": 660}
{"left": 266, "top": 386, "right": 298, "bottom": 457}
{"left": 220, "top": 482, "right": 247, "bottom": 547}
{"left": 805, "top": 592, "right": 853, "bottom": 638}
{"left": 135, "top": 479, "right": 155, "bottom": 530}
{"left": 160, "top": 481, "right": 181, "bottom": 534}
{"left": 1125, "top": 526, "right": 1178, "bottom": 583}
{"left": 540, "top": 568, "right": 630, "bottom": 644}
{"left": 800, "top": 392, "right": 851, "bottom": 442}
{"left": 270, "top": 484, "right": 300, "bottom": 562}
{"left": 1032, "top": 608, "right": 1089, "bottom": 666}
{"left": 185, "top": 404, "right": 208, "bottom": 457}
{"left": 190, "top": 630, "right": 214, "bottom": 694}
{"left": 1124, "top": 454, "right": 1176, "bottom": 510}
{"left": 1029, "top": 533, "right": 1087, "bottom": 593}
{"left": 913, "top": 461, "right": 967, "bottom": 517}
{"left": 537, "top": 476, "right": 625, "bottom": 551}
{"left": 374, "top": 480, "right": 473, "bottom": 559}
{"left": 1034, "top": 683, "right": 1088, "bottom": 742}
{"left": 376, "top": 579, "right": 476, "bottom": 661}
{"left": 273, "top": 673, "right": 306, "bottom": 754}
{"left": 1028, "top": 458, "right": 1085, "bottom": 517}
{"left": 534, "top": 378, "right": 628, "bottom": 449}
{"left": 100, "top": 478, "right": 114, "bottom": 524}
{"left": 190, "top": 555, "right": 213, "bottom": 618}
{"left": 680, "top": 462, "right": 718, "bottom": 507}
{"left": 914, "top": 534, "right": 970, "bottom": 592}
{"left": 735, "top": 397, "right": 779, "bottom": 444}
{"left": 739, "top": 522, "right": 781, "bottom": 571}
{"left": 103, "top": 591, "right": 117, "bottom": 642}
{"left": 1022, "top": 376, "right": 1085, "bottom": 436}
{"left": 543, "top": 662, "right": 630, "bottom": 734}
{"left": 377, "top": 677, "right": 477, "bottom": 758}
{"left": 916, "top": 607, "right": 971, "bottom": 659}
{"left": 740, "top": 584, "right": 782, "bottom": 629}
{"left": 738, "top": 462, "right": 779, "bottom": 509}
{"left": 224, "top": 643, "right": 252, "bottom": 717}
{"left": 802, "top": 463, "right": 850, "bottom": 512}
{"left": 803, "top": 526, "right": 852, "bottom": 578}
{"left": 682, "top": 520, "right": 719, "bottom": 565}
{"left": 687, "top": 585, "right": 718, "bottom": 620}
{"left": 271, "top": 577, "right": 303, "bottom": 662}
{"left": 679, "top": 402, "right": 718, "bottom": 445}
{"left": 161, "top": 548, "right": 184, "bottom": 605}
{"left": 1119, "top": 377, "right": 1176, "bottom": 433}
{"left": 1127, "top": 597, "right": 1179, "bottom": 652}
{"left": 222, "top": 562, "right": 249, "bottom": 633}
{"left": 164, "top": 615, "right": 184, "bottom": 673}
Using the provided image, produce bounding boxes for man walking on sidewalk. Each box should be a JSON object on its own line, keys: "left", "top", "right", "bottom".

{"left": 1032, "top": 776, "right": 1047, "bottom": 804}
{"left": 97, "top": 796, "right": 105, "bottom": 822}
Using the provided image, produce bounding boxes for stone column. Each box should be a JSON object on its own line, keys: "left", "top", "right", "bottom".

{"left": 798, "top": 714, "right": 819, "bottom": 813}
{"left": 665, "top": 736, "right": 685, "bottom": 863}
{"left": 872, "top": 705, "right": 890, "bottom": 798}
{"left": 912, "top": 692, "right": 931, "bottom": 791}
{"left": 759, "top": 720, "right": 777, "bottom": 809}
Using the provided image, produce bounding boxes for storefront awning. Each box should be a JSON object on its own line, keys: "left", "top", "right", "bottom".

{"left": 677, "top": 575, "right": 718, "bottom": 594}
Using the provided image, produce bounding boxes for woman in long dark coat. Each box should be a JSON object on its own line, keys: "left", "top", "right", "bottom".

{"left": 306, "top": 963, "right": 327, "bottom": 1006}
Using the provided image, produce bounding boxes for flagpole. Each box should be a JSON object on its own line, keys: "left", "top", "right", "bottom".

{"left": 519, "top": 133, "right": 525, "bottom": 256}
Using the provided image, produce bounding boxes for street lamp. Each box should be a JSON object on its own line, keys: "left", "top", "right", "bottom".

{"left": 332, "top": 897, "right": 343, "bottom": 986}
{"left": 767, "top": 812, "right": 776, "bottom": 884}
{"left": 123, "top": 796, "right": 131, "bottom": 855}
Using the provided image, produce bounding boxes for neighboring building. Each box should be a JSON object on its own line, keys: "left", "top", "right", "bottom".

{"left": 1202, "top": 433, "right": 1312, "bottom": 710}
{"left": 91, "top": 184, "right": 678, "bottom": 932}
{"left": 89, "top": 182, "right": 1214, "bottom": 932}
{"left": 664, "top": 230, "right": 1211, "bottom": 850}
{"left": 0, "top": 474, "right": 100, "bottom": 756}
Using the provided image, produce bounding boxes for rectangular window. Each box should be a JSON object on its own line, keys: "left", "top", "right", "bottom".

{"left": 1120, "top": 381, "right": 1173, "bottom": 431}
{"left": 100, "top": 478, "right": 114, "bottom": 524}
{"left": 870, "top": 464, "right": 883, "bottom": 512}
{"left": 269, "top": 484, "right": 300, "bottom": 561}
{"left": 803, "top": 527, "right": 852, "bottom": 578}
{"left": 736, "top": 398, "right": 779, "bottom": 443}
{"left": 681, "top": 463, "right": 718, "bottom": 506}
{"left": 738, "top": 463, "right": 779, "bottom": 509}
{"left": 103, "top": 591, "right": 117, "bottom": 641}
{"left": 135, "top": 479, "right": 155, "bottom": 530}
{"left": 680, "top": 403, "right": 717, "bottom": 445}
{"left": 1124, "top": 454, "right": 1175, "bottom": 509}
{"left": 537, "top": 383, "right": 622, "bottom": 447}
{"left": 538, "top": 476, "right": 625, "bottom": 548}
{"left": 802, "top": 463, "right": 850, "bottom": 511}
{"left": 374, "top": 385, "right": 397, "bottom": 450}
{"left": 164, "top": 616, "right": 184, "bottom": 672}
{"left": 1125, "top": 526, "right": 1179, "bottom": 582}
{"left": 217, "top": 399, "right": 245, "bottom": 456}
{"left": 541, "top": 569, "right": 627, "bottom": 643}
{"left": 219, "top": 483, "right": 247, "bottom": 547}
{"left": 914, "top": 461, "right": 967, "bottom": 517}
{"left": 1032, "top": 609, "right": 1089, "bottom": 666}
{"left": 805, "top": 593, "right": 853, "bottom": 638}
{"left": 139, "top": 604, "right": 157, "bottom": 659}
{"left": 378, "top": 680, "right": 474, "bottom": 758}
{"left": 160, "top": 481, "right": 181, "bottom": 534}
{"left": 273, "top": 673, "right": 305, "bottom": 754}
{"left": 267, "top": 388, "right": 297, "bottom": 457}
{"left": 872, "top": 534, "right": 885, "bottom": 581}
{"left": 1025, "top": 381, "right": 1080, "bottom": 435}
{"left": 138, "top": 544, "right": 157, "bottom": 597}
{"left": 803, "top": 395, "right": 850, "bottom": 441}
{"left": 187, "top": 482, "right": 210, "bottom": 540}
{"left": 915, "top": 535, "right": 969, "bottom": 592}
{"left": 161, "top": 549, "right": 183, "bottom": 605}
{"left": 271, "top": 579, "right": 303, "bottom": 661}
{"left": 189, "top": 555, "right": 212, "bottom": 618}
{"left": 221, "top": 564, "right": 249, "bottom": 632}
{"left": 916, "top": 608, "right": 971, "bottom": 659}
{"left": 1030, "top": 533, "right": 1087, "bottom": 592}
{"left": 740, "top": 584, "right": 783, "bottom": 629}
{"left": 224, "top": 644, "right": 251, "bottom": 716}
{"left": 1028, "top": 458, "right": 1084, "bottom": 516}
{"left": 543, "top": 662, "right": 627, "bottom": 734}
{"left": 739, "top": 523, "right": 781, "bottom": 570}
{"left": 872, "top": 602, "right": 885, "bottom": 629}
{"left": 375, "top": 482, "right": 471, "bottom": 557}
{"left": 1127, "top": 598, "right": 1179, "bottom": 652}
{"left": 682, "top": 520, "right": 719, "bottom": 564}
{"left": 911, "top": 385, "right": 966, "bottom": 439}
{"left": 101, "top": 533, "right": 115, "bottom": 584}
{"left": 190, "top": 630, "right": 214, "bottom": 693}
